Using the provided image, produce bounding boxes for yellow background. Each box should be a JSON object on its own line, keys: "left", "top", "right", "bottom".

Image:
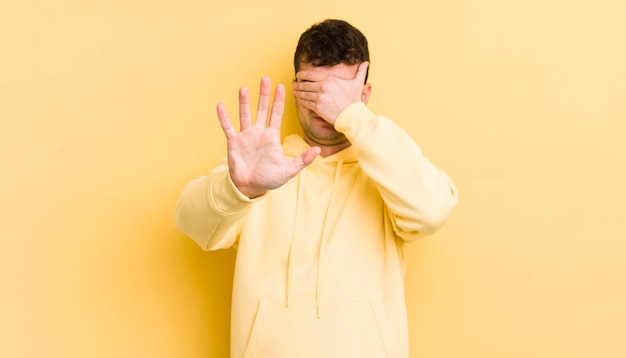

{"left": 1, "top": 0, "right": 624, "bottom": 357}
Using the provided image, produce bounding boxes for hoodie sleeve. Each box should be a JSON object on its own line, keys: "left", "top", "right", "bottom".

{"left": 173, "top": 160, "right": 264, "bottom": 250}
{"left": 333, "top": 102, "right": 458, "bottom": 242}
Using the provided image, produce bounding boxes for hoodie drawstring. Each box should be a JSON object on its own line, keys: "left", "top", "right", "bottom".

{"left": 285, "top": 159, "right": 344, "bottom": 319}
{"left": 315, "top": 159, "right": 343, "bottom": 318}
{"left": 286, "top": 174, "right": 304, "bottom": 308}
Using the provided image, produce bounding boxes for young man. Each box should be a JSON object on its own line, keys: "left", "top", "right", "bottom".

{"left": 174, "top": 19, "right": 458, "bottom": 358}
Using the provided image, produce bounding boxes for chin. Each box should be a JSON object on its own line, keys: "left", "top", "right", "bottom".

{"left": 308, "top": 134, "right": 349, "bottom": 147}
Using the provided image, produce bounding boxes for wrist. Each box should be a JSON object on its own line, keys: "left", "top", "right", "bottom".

{"left": 333, "top": 102, "right": 376, "bottom": 139}
{"left": 237, "top": 186, "right": 267, "bottom": 199}
{"left": 227, "top": 174, "right": 267, "bottom": 201}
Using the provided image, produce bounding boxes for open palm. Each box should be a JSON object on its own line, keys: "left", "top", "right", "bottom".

{"left": 217, "top": 77, "right": 320, "bottom": 198}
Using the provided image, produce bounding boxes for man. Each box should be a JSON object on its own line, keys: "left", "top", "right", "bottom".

{"left": 174, "top": 19, "right": 458, "bottom": 358}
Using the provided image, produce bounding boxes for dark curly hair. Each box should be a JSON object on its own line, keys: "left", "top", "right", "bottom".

{"left": 294, "top": 19, "right": 370, "bottom": 82}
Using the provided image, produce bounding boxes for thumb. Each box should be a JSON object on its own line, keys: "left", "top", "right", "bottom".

{"left": 283, "top": 146, "right": 321, "bottom": 181}
{"left": 291, "top": 146, "right": 321, "bottom": 171}
{"left": 355, "top": 61, "right": 369, "bottom": 83}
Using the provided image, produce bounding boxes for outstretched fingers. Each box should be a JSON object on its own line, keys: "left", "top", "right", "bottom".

{"left": 217, "top": 103, "right": 236, "bottom": 138}
{"left": 268, "top": 84, "right": 285, "bottom": 130}
{"left": 238, "top": 86, "right": 252, "bottom": 131}
{"left": 255, "top": 77, "right": 272, "bottom": 127}
{"left": 217, "top": 77, "right": 287, "bottom": 139}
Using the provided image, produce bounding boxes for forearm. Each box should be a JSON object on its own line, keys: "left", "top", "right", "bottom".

{"left": 173, "top": 164, "right": 258, "bottom": 250}
{"left": 334, "top": 102, "right": 458, "bottom": 240}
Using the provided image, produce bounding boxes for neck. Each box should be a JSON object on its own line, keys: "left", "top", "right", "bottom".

{"left": 303, "top": 137, "right": 352, "bottom": 157}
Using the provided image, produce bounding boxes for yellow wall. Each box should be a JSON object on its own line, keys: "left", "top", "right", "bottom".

{"left": 1, "top": 0, "right": 624, "bottom": 357}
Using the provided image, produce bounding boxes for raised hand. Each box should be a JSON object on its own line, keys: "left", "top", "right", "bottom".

{"left": 292, "top": 61, "right": 370, "bottom": 124}
{"left": 217, "top": 77, "right": 321, "bottom": 199}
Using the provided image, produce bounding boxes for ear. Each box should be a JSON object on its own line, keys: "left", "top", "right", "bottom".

{"left": 361, "top": 83, "right": 372, "bottom": 104}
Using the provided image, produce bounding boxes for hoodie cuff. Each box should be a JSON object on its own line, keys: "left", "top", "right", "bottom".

{"left": 333, "top": 102, "right": 377, "bottom": 141}
{"left": 211, "top": 171, "right": 266, "bottom": 214}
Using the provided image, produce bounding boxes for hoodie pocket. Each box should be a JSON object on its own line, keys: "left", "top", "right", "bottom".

{"left": 243, "top": 299, "right": 399, "bottom": 358}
